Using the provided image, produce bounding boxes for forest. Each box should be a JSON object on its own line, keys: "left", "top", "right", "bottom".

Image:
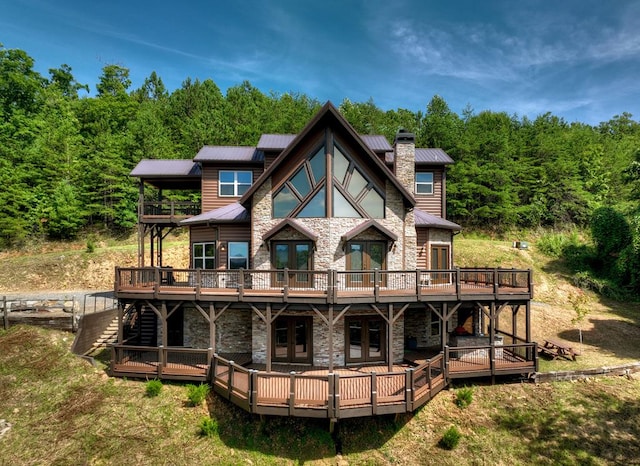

{"left": 0, "top": 45, "right": 638, "bottom": 297}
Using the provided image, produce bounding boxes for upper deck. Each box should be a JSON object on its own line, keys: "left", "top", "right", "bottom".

{"left": 115, "top": 267, "right": 533, "bottom": 304}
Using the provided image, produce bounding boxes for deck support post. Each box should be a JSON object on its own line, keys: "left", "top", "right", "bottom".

{"left": 250, "top": 370, "right": 258, "bottom": 413}
{"left": 328, "top": 305, "right": 334, "bottom": 372}
{"left": 329, "top": 418, "right": 337, "bottom": 434}
{"left": 266, "top": 304, "right": 272, "bottom": 373}
{"left": 328, "top": 373, "right": 336, "bottom": 419}
{"left": 371, "top": 372, "right": 378, "bottom": 416}
{"left": 405, "top": 369, "right": 413, "bottom": 412}
{"left": 157, "top": 345, "right": 164, "bottom": 377}
{"left": 388, "top": 304, "right": 394, "bottom": 372}
{"left": 160, "top": 302, "right": 167, "bottom": 348}
{"left": 289, "top": 371, "right": 296, "bottom": 416}
{"left": 209, "top": 304, "right": 216, "bottom": 357}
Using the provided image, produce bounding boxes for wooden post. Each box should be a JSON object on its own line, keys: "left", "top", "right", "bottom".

{"left": 289, "top": 372, "right": 296, "bottom": 416}
{"left": 328, "top": 305, "right": 334, "bottom": 372}
{"left": 71, "top": 295, "right": 77, "bottom": 332}
{"left": 327, "top": 373, "right": 335, "bottom": 419}
{"left": 405, "top": 369, "right": 413, "bottom": 412}
{"left": 266, "top": 304, "right": 272, "bottom": 373}
{"left": 371, "top": 372, "right": 378, "bottom": 415}
{"left": 388, "top": 304, "right": 394, "bottom": 372}
{"left": 374, "top": 269, "right": 380, "bottom": 302}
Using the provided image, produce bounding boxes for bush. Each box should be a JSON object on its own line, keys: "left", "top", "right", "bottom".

{"left": 145, "top": 379, "right": 162, "bottom": 397}
{"left": 199, "top": 417, "right": 219, "bottom": 437}
{"left": 536, "top": 231, "right": 581, "bottom": 258}
{"left": 186, "top": 383, "right": 210, "bottom": 406}
{"left": 454, "top": 386, "right": 473, "bottom": 408}
{"left": 439, "top": 425, "right": 462, "bottom": 450}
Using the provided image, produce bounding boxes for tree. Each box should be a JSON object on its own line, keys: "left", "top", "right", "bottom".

{"left": 96, "top": 64, "right": 131, "bottom": 98}
{"left": 48, "top": 64, "right": 88, "bottom": 98}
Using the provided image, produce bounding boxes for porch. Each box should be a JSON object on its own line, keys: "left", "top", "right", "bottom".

{"left": 114, "top": 267, "right": 533, "bottom": 304}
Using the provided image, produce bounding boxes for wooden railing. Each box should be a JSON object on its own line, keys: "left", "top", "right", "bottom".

{"left": 141, "top": 201, "right": 200, "bottom": 219}
{"left": 115, "top": 267, "right": 533, "bottom": 303}
{"left": 445, "top": 342, "right": 537, "bottom": 377}
{"left": 111, "top": 344, "right": 211, "bottom": 380}
{"left": 210, "top": 353, "right": 447, "bottom": 419}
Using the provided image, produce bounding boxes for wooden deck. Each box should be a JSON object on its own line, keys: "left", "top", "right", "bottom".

{"left": 110, "top": 343, "right": 536, "bottom": 418}
{"left": 114, "top": 267, "right": 533, "bottom": 304}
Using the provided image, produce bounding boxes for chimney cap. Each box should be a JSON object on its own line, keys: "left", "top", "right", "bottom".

{"left": 394, "top": 128, "right": 415, "bottom": 144}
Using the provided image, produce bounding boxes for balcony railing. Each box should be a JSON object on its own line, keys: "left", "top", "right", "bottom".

{"left": 114, "top": 267, "right": 533, "bottom": 303}
{"left": 140, "top": 201, "right": 200, "bottom": 220}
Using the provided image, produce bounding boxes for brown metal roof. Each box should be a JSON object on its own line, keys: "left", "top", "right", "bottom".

{"left": 130, "top": 159, "right": 201, "bottom": 178}
{"left": 194, "top": 146, "right": 264, "bottom": 162}
{"left": 341, "top": 219, "right": 398, "bottom": 243}
{"left": 180, "top": 203, "right": 250, "bottom": 225}
{"left": 414, "top": 208, "right": 461, "bottom": 230}
{"left": 257, "top": 134, "right": 296, "bottom": 150}
{"left": 262, "top": 219, "right": 319, "bottom": 242}
{"left": 361, "top": 135, "right": 392, "bottom": 152}
{"left": 415, "top": 148, "right": 454, "bottom": 164}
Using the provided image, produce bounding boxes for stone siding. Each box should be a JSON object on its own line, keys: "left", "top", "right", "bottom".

{"left": 405, "top": 306, "right": 443, "bottom": 348}
{"left": 183, "top": 306, "right": 209, "bottom": 349}
{"left": 216, "top": 309, "right": 252, "bottom": 353}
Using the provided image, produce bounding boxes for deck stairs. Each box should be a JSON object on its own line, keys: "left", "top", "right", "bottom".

{"left": 85, "top": 316, "right": 118, "bottom": 356}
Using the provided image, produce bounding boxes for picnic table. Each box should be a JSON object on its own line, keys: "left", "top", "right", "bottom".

{"left": 539, "top": 338, "right": 579, "bottom": 361}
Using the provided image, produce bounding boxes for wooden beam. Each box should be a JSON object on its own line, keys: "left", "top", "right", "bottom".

{"left": 328, "top": 305, "right": 334, "bottom": 372}
{"left": 266, "top": 304, "right": 272, "bottom": 372}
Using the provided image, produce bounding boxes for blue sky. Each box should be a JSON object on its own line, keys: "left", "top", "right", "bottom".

{"left": 3, "top": 0, "right": 640, "bottom": 125}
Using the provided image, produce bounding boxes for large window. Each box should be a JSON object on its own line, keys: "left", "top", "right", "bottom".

{"left": 227, "top": 242, "right": 249, "bottom": 269}
{"left": 346, "top": 241, "right": 386, "bottom": 287}
{"left": 219, "top": 170, "right": 252, "bottom": 197}
{"left": 272, "top": 140, "right": 385, "bottom": 219}
{"left": 272, "top": 241, "right": 312, "bottom": 287}
{"left": 193, "top": 242, "right": 215, "bottom": 269}
{"left": 415, "top": 172, "right": 434, "bottom": 195}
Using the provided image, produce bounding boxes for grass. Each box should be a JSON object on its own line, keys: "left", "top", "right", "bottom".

{"left": 1, "top": 326, "right": 639, "bottom": 465}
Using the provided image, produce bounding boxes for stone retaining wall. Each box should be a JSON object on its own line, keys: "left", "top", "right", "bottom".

{"left": 533, "top": 361, "right": 640, "bottom": 383}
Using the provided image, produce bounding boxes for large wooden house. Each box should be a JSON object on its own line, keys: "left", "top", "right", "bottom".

{"left": 112, "top": 102, "right": 536, "bottom": 420}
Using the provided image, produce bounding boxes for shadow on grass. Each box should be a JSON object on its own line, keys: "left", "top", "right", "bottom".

{"left": 207, "top": 394, "right": 412, "bottom": 462}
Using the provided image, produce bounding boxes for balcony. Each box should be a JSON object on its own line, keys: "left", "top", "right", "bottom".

{"left": 139, "top": 201, "right": 200, "bottom": 224}
{"left": 114, "top": 267, "right": 533, "bottom": 304}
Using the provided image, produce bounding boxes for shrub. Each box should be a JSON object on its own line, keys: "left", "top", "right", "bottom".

{"left": 454, "top": 386, "right": 473, "bottom": 408}
{"left": 536, "top": 232, "right": 580, "bottom": 258}
{"left": 186, "top": 383, "right": 210, "bottom": 406}
{"left": 199, "top": 417, "right": 219, "bottom": 437}
{"left": 85, "top": 236, "right": 96, "bottom": 253}
{"left": 439, "top": 425, "right": 462, "bottom": 450}
{"left": 145, "top": 379, "right": 163, "bottom": 397}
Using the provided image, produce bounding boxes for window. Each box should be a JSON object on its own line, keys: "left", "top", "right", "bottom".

{"left": 227, "top": 242, "right": 249, "bottom": 269}
{"left": 219, "top": 170, "right": 252, "bottom": 197}
{"left": 272, "top": 241, "right": 312, "bottom": 287}
{"left": 415, "top": 172, "right": 434, "bottom": 195}
{"left": 193, "top": 242, "right": 215, "bottom": 269}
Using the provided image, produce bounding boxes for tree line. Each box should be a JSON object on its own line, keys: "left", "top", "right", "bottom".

{"left": 1, "top": 45, "right": 638, "bottom": 295}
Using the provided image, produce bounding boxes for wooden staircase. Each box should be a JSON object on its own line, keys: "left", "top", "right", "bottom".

{"left": 85, "top": 316, "right": 118, "bottom": 356}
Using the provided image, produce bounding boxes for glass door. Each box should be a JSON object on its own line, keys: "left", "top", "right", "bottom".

{"left": 430, "top": 245, "right": 450, "bottom": 284}
{"left": 346, "top": 317, "right": 386, "bottom": 363}
{"left": 346, "top": 241, "right": 386, "bottom": 287}
{"left": 272, "top": 242, "right": 312, "bottom": 288}
{"left": 272, "top": 316, "right": 312, "bottom": 363}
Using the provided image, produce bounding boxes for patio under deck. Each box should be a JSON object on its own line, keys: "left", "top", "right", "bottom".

{"left": 110, "top": 343, "right": 537, "bottom": 419}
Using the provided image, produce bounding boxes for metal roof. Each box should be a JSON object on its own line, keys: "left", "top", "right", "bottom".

{"left": 130, "top": 159, "right": 201, "bottom": 178}
{"left": 414, "top": 209, "right": 461, "bottom": 230}
{"left": 194, "top": 146, "right": 264, "bottom": 162}
{"left": 361, "top": 135, "right": 392, "bottom": 152}
{"left": 257, "top": 134, "right": 297, "bottom": 150}
{"left": 415, "top": 148, "right": 454, "bottom": 164}
{"left": 262, "top": 219, "right": 319, "bottom": 242}
{"left": 180, "top": 203, "right": 250, "bottom": 225}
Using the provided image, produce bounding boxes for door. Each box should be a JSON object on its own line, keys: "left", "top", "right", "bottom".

{"left": 346, "top": 317, "right": 386, "bottom": 363}
{"left": 430, "top": 245, "right": 450, "bottom": 284}
{"left": 272, "top": 316, "right": 312, "bottom": 363}
{"left": 166, "top": 308, "right": 184, "bottom": 346}
{"left": 346, "top": 241, "right": 386, "bottom": 287}
{"left": 272, "top": 241, "right": 312, "bottom": 288}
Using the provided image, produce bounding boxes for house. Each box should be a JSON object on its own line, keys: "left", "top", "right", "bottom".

{"left": 111, "top": 102, "right": 536, "bottom": 420}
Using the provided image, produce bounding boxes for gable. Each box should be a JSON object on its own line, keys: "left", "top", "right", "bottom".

{"left": 240, "top": 102, "right": 415, "bottom": 211}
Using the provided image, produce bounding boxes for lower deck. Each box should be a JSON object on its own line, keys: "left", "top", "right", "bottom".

{"left": 110, "top": 343, "right": 537, "bottom": 418}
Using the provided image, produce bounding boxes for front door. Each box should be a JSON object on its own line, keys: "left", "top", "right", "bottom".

{"left": 272, "top": 316, "right": 312, "bottom": 363}
{"left": 166, "top": 308, "right": 184, "bottom": 346}
{"left": 346, "top": 241, "right": 386, "bottom": 287}
{"left": 430, "top": 245, "right": 450, "bottom": 284}
{"left": 346, "top": 316, "right": 386, "bottom": 363}
{"left": 272, "top": 241, "right": 312, "bottom": 288}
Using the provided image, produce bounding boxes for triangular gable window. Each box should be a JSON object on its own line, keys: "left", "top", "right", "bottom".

{"left": 272, "top": 137, "right": 385, "bottom": 219}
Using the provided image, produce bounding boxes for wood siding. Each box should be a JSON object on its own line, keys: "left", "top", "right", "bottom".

{"left": 201, "top": 165, "right": 264, "bottom": 212}
{"left": 416, "top": 228, "right": 429, "bottom": 269}
{"left": 414, "top": 168, "right": 444, "bottom": 217}
{"left": 189, "top": 224, "right": 251, "bottom": 269}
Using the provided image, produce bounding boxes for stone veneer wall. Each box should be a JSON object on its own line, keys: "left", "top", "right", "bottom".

{"left": 183, "top": 306, "right": 209, "bottom": 349}
{"left": 251, "top": 308, "right": 404, "bottom": 366}
{"left": 251, "top": 177, "right": 415, "bottom": 271}
{"left": 216, "top": 310, "right": 252, "bottom": 353}
{"left": 404, "top": 307, "right": 443, "bottom": 348}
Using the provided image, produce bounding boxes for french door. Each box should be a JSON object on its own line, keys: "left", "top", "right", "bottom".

{"left": 272, "top": 241, "right": 312, "bottom": 287}
{"left": 346, "top": 241, "right": 386, "bottom": 287}
{"left": 430, "top": 245, "right": 450, "bottom": 284}
{"left": 346, "top": 317, "right": 386, "bottom": 363}
{"left": 272, "top": 316, "right": 312, "bottom": 363}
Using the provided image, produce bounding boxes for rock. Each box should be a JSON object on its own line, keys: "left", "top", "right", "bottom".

{"left": 0, "top": 419, "right": 11, "bottom": 438}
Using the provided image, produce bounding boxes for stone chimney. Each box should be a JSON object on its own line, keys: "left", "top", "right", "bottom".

{"left": 393, "top": 129, "right": 416, "bottom": 194}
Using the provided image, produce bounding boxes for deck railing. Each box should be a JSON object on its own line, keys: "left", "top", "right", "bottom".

{"left": 209, "top": 353, "right": 447, "bottom": 418}
{"left": 115, "top": 267, "right": 533, "bottom": 303}
{"left": 445, "top": 342, "right": 537, "bottom": 377}
{"left": 111, "top": 344, "right": 210, "bottom": 380}
{"left": 141, "top": 201, "right": 200, "bottom": 218}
